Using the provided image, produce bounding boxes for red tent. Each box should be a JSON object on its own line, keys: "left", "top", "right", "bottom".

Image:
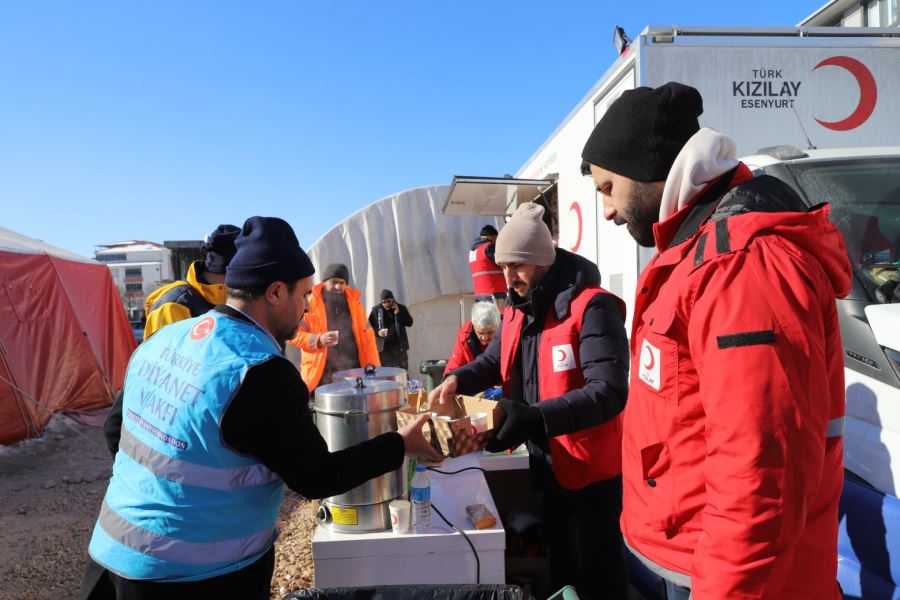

{"left": 0, "top": 226, "right": 136, "bottom": 444}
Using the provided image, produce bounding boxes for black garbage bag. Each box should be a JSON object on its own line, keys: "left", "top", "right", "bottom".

{"left": 283, "top": 584, "right": 525, "bottom": 600}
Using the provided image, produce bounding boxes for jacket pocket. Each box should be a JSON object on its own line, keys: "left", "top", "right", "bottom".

{"left": 636, "top": 308, "right": 680, "bottom": 407}
{"left": 640, "top": 441, "right": 677, "bottom": 535}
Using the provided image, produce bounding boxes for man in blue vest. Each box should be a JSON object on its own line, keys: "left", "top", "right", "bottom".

{"left": 81, "top": 216, "right": 440, "bottom": 600}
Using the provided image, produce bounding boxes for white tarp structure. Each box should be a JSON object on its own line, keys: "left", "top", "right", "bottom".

{"left": 0, "top": 226, "right": 97, "bottom": 263}
{"left": 305, "top": 185, "right": 503, "bottom": 373}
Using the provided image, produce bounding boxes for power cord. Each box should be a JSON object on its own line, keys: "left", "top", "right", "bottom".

{"left": 425, "top": 466, "right": 489, "bottom": 585}
{"left": 431, "top": 501, "right": 481, "bottom": 585}
{"left": 427, "top": 465, "right": 488, "bottom": 476}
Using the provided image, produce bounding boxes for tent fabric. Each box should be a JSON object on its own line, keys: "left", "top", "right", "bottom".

{"left": 306, "top": 185, "right": 504, "bottom": 310}
{"left": 0, "top": 227, "right": 135, "bottom": 445}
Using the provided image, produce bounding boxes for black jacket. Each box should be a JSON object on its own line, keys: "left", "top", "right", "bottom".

{"left": 450, "top": 248, "right": 629, "bottom": 484}
{"left": 104, "top": 305, "right": 405, "bottom": 500}
{"left": 368, "top": 303, "right": 413, "bottom": 355}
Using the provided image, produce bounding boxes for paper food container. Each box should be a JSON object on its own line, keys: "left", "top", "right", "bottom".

{"left": 396, "top": 391, "right": 500, "bottom": 457}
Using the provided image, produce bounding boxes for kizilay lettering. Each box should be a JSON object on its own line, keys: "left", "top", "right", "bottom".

{"left": 132, "top": 346, "right": 205, "bottom": 426}
{"left": 732, "top": 68, "right": 802, "bottom": 109}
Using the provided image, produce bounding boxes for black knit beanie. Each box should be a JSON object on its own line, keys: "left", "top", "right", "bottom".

{"left": 202, "top": 224, "right": 240, "bottom": 274}
{"left": 581, "top": 82, "right": 703, "bottom": 182}
{"left": 380, "top": 289, "right": 394, "bottom": 301}
{"left": 322, "top": 263, "right": 350, "bottom": 283}
{"left": 225, "top": 217, "right": 315, "bottom": 288}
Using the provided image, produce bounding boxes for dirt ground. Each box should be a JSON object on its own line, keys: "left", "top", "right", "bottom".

{"left": 0, "top": 414, "right": 317, "bottom": 600}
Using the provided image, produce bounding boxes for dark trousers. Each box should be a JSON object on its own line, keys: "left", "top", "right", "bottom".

{"left": 80, "top": 545, "right": 275, "bottom": 600}
{"left": 379, "top": 350, "right": 408, "bottom": 371}
{"left": 542, "top": 475, "right": 628, "bottom": 600}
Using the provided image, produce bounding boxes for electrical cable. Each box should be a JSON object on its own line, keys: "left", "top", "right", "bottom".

{"left": 431, "top": 501, "right": 481, "bottom": 585}
{"left": 426, "top": 465, "right": 488, "bottom": 476}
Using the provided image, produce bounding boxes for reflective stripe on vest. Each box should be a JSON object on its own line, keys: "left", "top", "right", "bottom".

{"left": 98, "top": 499, "right": 275, "bottom": 565}
{"left": 827, "top": 416, "right": 845, "bottom": 438}
{"left": 118, "top": 426, "right": 280, "bottom": 491}
{"left": 89, "top": 312, "right": 285, "bottom": 581}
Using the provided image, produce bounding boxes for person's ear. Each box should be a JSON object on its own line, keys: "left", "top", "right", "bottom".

{"left": 266, "top": 281, "right": 284, "bottom": 305}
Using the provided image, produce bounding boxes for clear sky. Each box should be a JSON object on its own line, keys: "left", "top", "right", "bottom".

{"left": 1, "top": 1, "right": 824, "bottom": 257}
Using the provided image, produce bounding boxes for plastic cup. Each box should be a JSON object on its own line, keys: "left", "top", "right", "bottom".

{"left": 389, "top": 499, "right": 411, "bottom": 534}
{"left": 469, "top": 412, "right": 488, "bottom": 433}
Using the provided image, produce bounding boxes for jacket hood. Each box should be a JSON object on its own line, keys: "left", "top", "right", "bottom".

{"left": 654, "top": 173, "right": 852, "bottom": 298}
{"left": 711, "top": 176, "right": 852, "bottom": 299}
{"left": 725, "top": 204, "right": 851, "bottom": 299}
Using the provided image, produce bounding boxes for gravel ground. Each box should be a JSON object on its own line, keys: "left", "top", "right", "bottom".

{"left": 0, "top": 414, "right": 316, "bottom": 600}
{"left": 0, "top": 414, "right": 647, "bottom": 600}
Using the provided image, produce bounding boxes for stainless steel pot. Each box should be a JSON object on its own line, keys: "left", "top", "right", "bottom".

{"left": 332, "top": 363, "right": 408, "bottom": 388}
{"left": 312, "top": 378, "right": 407, "bottom": 532}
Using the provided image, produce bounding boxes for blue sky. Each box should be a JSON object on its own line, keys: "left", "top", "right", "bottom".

{"left": 1, "top": 1, "right": 824, "bottom": 257}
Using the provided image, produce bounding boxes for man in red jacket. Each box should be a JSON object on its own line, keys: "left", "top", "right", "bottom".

{"left": 443, "top": 301, "right": 501, "bottom": 376}
{"left": 581, "top": 82, "right": 851, "bottom": 599}
{"left": 432, "top": 202, "right": 630, "bottom": 599}
{"left": 468, "top": 224, "right": 507, "bottom": 307}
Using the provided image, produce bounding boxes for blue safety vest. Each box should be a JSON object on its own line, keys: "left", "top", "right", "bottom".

{"left": 88, "top": 311, "right": 285, "bottom": 581}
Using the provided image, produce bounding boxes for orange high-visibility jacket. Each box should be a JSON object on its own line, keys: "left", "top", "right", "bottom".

{"left": 288, "top": 282, "right": 380, "bottom": 390}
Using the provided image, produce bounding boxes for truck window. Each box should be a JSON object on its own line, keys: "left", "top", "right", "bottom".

{"left": 788, "top": 158, "right": 900, "bottom": 302}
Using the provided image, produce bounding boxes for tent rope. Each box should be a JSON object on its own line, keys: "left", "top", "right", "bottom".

{"left": 0, "top": 341, "right": 41, "bottom": 437}
{"left": 0, "top": 371, "right": 104, "bottom": 449}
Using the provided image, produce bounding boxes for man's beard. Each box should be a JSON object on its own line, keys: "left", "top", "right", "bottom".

{"left": 273, "top": 323, "right": 295, "bottom": 344}
{"left": 617, "top": 182, "right": 663, "bottom": 248}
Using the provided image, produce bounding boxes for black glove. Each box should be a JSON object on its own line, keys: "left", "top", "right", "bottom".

{"left": 485, "top": 399, "right": 545, "bottom": 453}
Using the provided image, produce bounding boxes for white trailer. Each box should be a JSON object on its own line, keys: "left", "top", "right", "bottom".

{"left": 444, "top": 26, "right": 900, "bottom": 598}
{"left": 516, "top": 26, "right": 900, "bottom": 328}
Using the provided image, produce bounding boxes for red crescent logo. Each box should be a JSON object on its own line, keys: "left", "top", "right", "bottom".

{"left": 642, "top": 345, "right": 655, "bottom": 370}
{"left": 555, "top": 348, "right": 567, "bottom": 363}
{"left": 813, "top": 56, "right": 877, "bottom": 131}
{"left": 568, "top": 202, "right": 583, "bottom": 252}
{"left": 190, "top": 316, "right": 216, "bottom": 340}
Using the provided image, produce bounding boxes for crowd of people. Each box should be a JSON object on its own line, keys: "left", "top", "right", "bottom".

{"left": 81, "top": 81, "right": 851, "bottom": 600}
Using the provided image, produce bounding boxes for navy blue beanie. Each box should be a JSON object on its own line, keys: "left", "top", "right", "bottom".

{"left": 225, "top": 216, "right": 315, "bottom": 289}
{"left": 202, "top": 224, "right": 240, "bottom": 274}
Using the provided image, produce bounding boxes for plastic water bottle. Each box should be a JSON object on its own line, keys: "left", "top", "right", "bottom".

{"left": 411, "top": 464, "right": 432, "bottom": 533}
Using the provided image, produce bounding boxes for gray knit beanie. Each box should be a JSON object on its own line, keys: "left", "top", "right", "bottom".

{"left": 495, "top": 203, "right": 556, "bottom": 267}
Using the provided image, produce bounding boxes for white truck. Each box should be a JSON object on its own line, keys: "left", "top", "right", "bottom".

{"left": 444, "top": 26, "right": 900, "bottom": 598}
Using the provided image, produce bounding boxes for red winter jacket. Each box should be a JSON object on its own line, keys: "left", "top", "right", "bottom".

{"left": 444, "top": 321, "right": 483, "bottom": 376}
{"left": 622, "top": 166, "right": 851, "bottom": 599}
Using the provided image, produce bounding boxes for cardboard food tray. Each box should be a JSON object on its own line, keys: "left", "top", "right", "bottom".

{"left": 396, "top": 391, "right": 500, "bottom": 458}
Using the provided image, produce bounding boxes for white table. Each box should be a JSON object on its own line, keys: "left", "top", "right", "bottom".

{"left": 312, "top": 452, "right": 511, "bottom": 586}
